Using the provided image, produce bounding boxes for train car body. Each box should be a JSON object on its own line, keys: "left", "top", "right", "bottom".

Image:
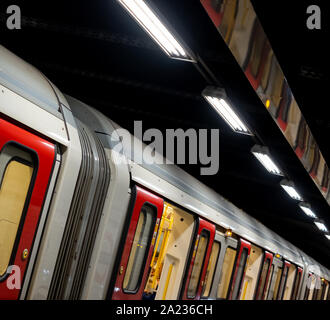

{"left": 0, "top": 45, "right": 329, "bottom": 301}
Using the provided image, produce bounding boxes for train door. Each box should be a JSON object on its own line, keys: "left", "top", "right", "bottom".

{"left": 181, "top": 218, "right": 216, "bottom": 300}
{"left": 291, "top": 266, "right": 303, "bottom": 300}
{"left": 265, "top": 255, "right": 283, "bottom": 300}
{"left": 255, "top": 251, "right": 273, "bottom": 300}
{"left": 143, "top": 202, "right": 195, "bottom": 300}
{"left": 303, "top": 272, "right": 313, "bottom": 300}
{"left": 111, "top": 186, "right": 164, "bottom": 300}
{"left": 203, "top": 230, "right": 238, "bottom": 300}
{"left": 228, "top": 239, "right": 251, "bottom": 300}
{"left": 282, "top": 263, "right": 296, "bottom": 300}
{"left": 324, "top": 280, "right": 329, "bottom": 300}
{"left": 239, "top": 244, "right": 263, "bottom": 300}
{"left": 276, "top": 260, "right": 291, "bottom": 300}
{"left": 0, "top": 118, "right": 56, "bottom": 299}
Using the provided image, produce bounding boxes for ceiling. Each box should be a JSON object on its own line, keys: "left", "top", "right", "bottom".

{"left": 0, "top": 0, "right": 329, "bottom": 267}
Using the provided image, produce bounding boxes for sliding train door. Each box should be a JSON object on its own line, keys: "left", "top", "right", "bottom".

{"left": 203, "top": 230, "right": 238, "bottom": 300}
{"left": 0, "top": 118, "right": 56, "bottom": 299}
{"left": 144, "top": 202, "right": 195, "bottom": 300}
{"left": 181, "top": 218, "right": 216, "bottom": 300}
{"left": 255, "top": 251, "right": 273, "bottom": 300}
{"left": 276, "top": 260, "right": 291, "bottom": 300}
{"left": 228, "top": 239, "right": 251, "bottom": 300}
{"left": 265, "top": 254, "right": 283, "bottom": 300}
{"left": 111, "top": 186, "right": 164, "bottom": 300}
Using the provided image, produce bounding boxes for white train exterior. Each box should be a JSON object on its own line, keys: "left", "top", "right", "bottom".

{"left": 0, "top": 45, "right": 329, "bottom": 300}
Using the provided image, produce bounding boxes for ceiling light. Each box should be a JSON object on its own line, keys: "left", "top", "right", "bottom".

{"left": 118, "top": 0, "right": 195, "bottom": 61}
{"left": 325, "top": 235, "right": 330, "bottom": 240}
{"left": 314, "top": 221, "right": 328, "bottom": 232}
{"left": 251, "top": 145, "right": 283, "bottom": 175}
{"left": 298, "top": 202, "right": 317, "bottom": 219}
{"left": 202, "top": 87, "right": 252, "bottom": 135}
{"left": 280, "top": 179, "right": 303, "bottom": 201}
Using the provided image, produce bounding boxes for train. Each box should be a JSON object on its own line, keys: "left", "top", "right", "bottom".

{"left": 0, "top": 44, "right": 329, "bottom": 300}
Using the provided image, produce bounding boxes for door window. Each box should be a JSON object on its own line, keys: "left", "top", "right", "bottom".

{"left": 187, "top": 230, "right": 210, "bottom": 298}
{"left": 0, "top": 145, "right": 35, "bottom": 278}
{"left": 123, "top": 205, "right": 155, "bottom": 293}
{"left": 231, "top": 248, "right": 248, "bottom": 299}
{"left": 201, "top": 241, "right": 220, "bottom": 298}
{"left": 255, "top": 258, "right": 270, "bottom": 300}
{"left": 217, "top": 247, "right": 237, "bottom": 299}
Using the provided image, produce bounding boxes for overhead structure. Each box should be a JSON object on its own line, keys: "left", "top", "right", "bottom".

{"left": 116, "top": 0, "right": 330, "bottom": 244}
{"left": 201, "top": 0, "right": 330, "bottom": 206}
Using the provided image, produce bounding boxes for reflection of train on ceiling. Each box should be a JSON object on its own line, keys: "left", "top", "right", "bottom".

{"left": 201, "top": 0, "right": 330, "bottom": 200}
{"left": 0, "top": 45, "right": 329, "bottom": 301}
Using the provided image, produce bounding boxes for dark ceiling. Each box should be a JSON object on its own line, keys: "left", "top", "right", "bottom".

{"left": 0, "top": 0, "right": 329, "bottom": 267}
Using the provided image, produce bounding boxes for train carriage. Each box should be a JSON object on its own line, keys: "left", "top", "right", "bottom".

{"left": 0, "top": 45, "right": 329, "bottom": 301}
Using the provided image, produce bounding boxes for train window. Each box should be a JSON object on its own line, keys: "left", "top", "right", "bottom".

{"left": 255, "top": 258, "right": 270, "bottom": 300}
{"left": 323, "top": 281, "right": 329, "bottom": 300}
{"left": 261, "top": 52, "right": 273, "bottom": 91}
{"left": 187, "top": 230, "right": 210, "bottom": 299}
{"left": 217, "top": 247, "right": 237, "bottom": 299}
{"left": 250, "top": 22, "right": 267, "bottom": 77}
{"left": 312, "top": 276, "right": 323, "bottom": 300}
{"left": 265, "top": 265, "right": 274, "bottom": 299}
{"left": 123, "top": 204, "right": 155, "bottom": 293}
{"left": 291, "top": 269, "right": 302, "bottom": 300}
{"left": 272, "top": 267, "right": 283, "bottom": 300}
{"left": 277, "top": 264, "right": 289, "bottom": 300}
{"left": 282, "top": 264, "right": 296, "bottom": 300}
{"left": 201, "top": 241, "right": 221, "bottom": 298}
{"left": 304, "top": 273, "right": 313, "bottom": 300}
{"left": 321, "top": 281, "right": 328, "bottom": 300}
{"left": 318, "top": 280, "right": 325, "bottom": 300}
{"left": 0, "top": 145, "right": 34, "bottom": 278}
{"left": 231, "top": 248, "right": 249, "bottom": 300}
{"left": 240, "top": 245, "right": 263, "bottom": 300}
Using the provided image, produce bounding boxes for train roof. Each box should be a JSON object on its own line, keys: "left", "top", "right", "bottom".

{"left": 0, "top": 45, "right": 69, "bottom": 119}
{"left": 67, "top": 95, "right": 330, "bottom": 279}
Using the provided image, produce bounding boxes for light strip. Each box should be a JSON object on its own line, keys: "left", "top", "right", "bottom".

{"left": 204, "top": 95, "right": 250, "bottom": 134}
{"left": 314, "top": 222, "right": 328, "bottom": 232}
{"left": 118, "top": 0, "right": 194, "bottom": 61}
{"left": 299, "top": 202, "right": 317, "bottom": 219}
{"left": 280, "top": 180, "right": 303, "bottom": 201}
{"left": 251, "top": 146, "right": 283, "bottom": 175}
{"left": 325, "top": 235, "right": 330, "bottom": 240}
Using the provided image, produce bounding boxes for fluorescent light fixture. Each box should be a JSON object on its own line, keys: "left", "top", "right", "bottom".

{"left": 298, "top": 202, "right": 317, "bottom": 219}
{"left": 314, "top": 221, "right": 328, "bottom": 232}
{"left": 117, "top": 0, "right": 195, "bottom": 61}
{"left": 251, "top": 145, "right": 283, "bottom": 175}
{"left": 325, "top": 234, "right": 330, "bottom": 240}
{"left": 280, "top": 179, "right": 303, "bottom": 201}
{"left": 202, "top": 86, "right": 252, "bottom": 135}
